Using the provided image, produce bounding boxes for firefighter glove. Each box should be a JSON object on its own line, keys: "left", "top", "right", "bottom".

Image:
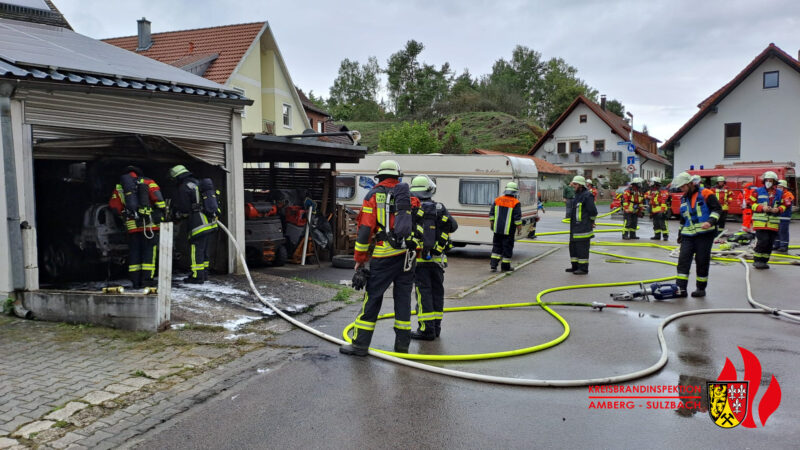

{"left": 351, "top": 267, "right": 370, "bottom": 291}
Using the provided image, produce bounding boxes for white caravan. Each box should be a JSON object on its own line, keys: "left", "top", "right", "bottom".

{"left": 335, "top": 153, "right": 539, "bottom": 245}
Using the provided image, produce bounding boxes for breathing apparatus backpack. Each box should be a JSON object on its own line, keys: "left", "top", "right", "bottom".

{"left": 198, "top": 178, "right": 220, "bottom": 219}
{"left": 416, "top": 200, "right": 451, "bottom": 260}
{"left": 372, "top": 182, "right": 413, "bottom": 249}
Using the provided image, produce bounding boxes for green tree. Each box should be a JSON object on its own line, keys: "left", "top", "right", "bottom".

{"left": 537, "top": 57, "right": 598, "bottom": 126}
{"left": 440, "top": 120, "right": 464, "bottom": 154}
{"left": 328, "top": 57, "right": 382, "bottom": 121}
{"left": 377, "top": 121, "right": 442, "bottom": 154}
{"left": 306, "top": 90, "right": 327, "bottom": 111}
{"left": 606, "top": 98, "right": 626, "bottom": 117}
{"left": 386, "top": 40, "right": 452, "bottom": 117}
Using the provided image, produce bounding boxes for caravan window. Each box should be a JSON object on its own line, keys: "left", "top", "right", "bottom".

{"left": 336, "top": 176, "right": 356, "bottom": 200}
{"left": 459, "top": 179, "right": 498, "bottom": 205}
{"left": 517, "top": 178, "right": 538, "bottom": 207}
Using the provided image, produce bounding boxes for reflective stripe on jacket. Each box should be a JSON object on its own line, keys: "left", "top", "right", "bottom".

{"left": 622, "top": 189, "right": 643, "bottom": 213}
{"left": 489, "top": 195, "right": 521, "bottom": 235}
{"left": 353, "top": 179, "right": 420, "bottom": 263}
{"left": 748, "top": 187, "right": 788, "bottom": 231}
{"left": 679, "top": 188, "right": 721, "bottom": 236}
{"left": 570, "top": 188, "right": 597, "bottom": 240}
{"left": 713, "top": 187, "right": 731, "bottom": 211}
{"left": 647, "top": 188, "right": 669, "bottom": 213}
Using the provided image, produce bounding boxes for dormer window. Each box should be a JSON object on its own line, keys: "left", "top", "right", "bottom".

{"left": 579, "top": 114, "right": 587, "bottom": 123}
{"left": 763, "top": 71, "right": 779, "bottom": 89}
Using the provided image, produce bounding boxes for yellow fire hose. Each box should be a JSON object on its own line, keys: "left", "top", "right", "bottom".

{"left": 217, "top": 218, "right": 800, "bottom": 387}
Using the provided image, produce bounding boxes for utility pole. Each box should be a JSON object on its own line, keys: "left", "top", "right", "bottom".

{"left": 626, "top": 111, "right": 634, "bottom": 180}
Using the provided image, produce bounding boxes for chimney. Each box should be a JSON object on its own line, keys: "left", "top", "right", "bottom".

{"left": 137, "top": 17, "right": 152, "bottom": 51}
{"left": 600, "top": 94, "right": 607, "bottom": 111}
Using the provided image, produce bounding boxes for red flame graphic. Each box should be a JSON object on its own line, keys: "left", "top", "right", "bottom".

{"left": 716, "top": 347, "right": 781, "bottom": 428}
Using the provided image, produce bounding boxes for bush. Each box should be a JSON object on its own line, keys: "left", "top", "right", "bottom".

{"left": 608, "top": 171, "right": 629, "bottom": 189}
{"left": 440, "top": 120, "right": 464, "bottom": 154}
{"left": 377, "top": 121, "right": 442, "bottom": 154}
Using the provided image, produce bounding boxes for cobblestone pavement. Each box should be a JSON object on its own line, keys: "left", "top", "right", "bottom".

{"left": 0, "top": 272, "right": 349, "bottom": 449}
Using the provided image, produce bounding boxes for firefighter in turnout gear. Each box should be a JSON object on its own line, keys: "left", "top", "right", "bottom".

{"left": 108, "top": 166, "right": 166, "bottom": 289}
{"left": 622, "top": 177, "right": 644, "bottom": 239}
{"left": 169, "top": 165, "right": 219, "bottom": 284}
{"left": 646, "top": 177, "right": 670, "bottom": 241}
{"left": 490, "top": 181, "right": 522, "bottom": 272}
{"left": 747, "top": 171, "right": 792, "bottom": 269}
{"left": 585, "top": 178, "right": 598, "bottom": 201}
{"left": 340, "top": 160, "right": 419, "bottom": 356}
{"left": 712, "top": 176, "right": 732, "bottom": 231}
{"left": 673, "top": 171, "right": 722, "bottom": 297}
{"left": 774, "top": 180, "right": 793, "bottom": 253}
{"left": 566, "top": 176, "right": 597, "bottom": 275}
{"left": 408, "top": 175, "right": 458, "bottom": 341}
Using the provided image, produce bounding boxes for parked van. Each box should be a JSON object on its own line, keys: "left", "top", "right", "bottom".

{"left": 669, "top": 161, "right": 797, "bottom": 217}
{"left": 335, "top": 153, "right": 539, "bottom": 245}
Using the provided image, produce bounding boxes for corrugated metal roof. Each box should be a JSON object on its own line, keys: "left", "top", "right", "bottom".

{"left": 0, "top": 18, "right": 249, "bottom": 102}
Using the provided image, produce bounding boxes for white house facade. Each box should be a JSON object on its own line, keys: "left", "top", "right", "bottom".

{"left": 664, "top": 44, "right": 800, "bottom": 174}
{"left": 530, "top": 96, "right": 669, "bottom": 186}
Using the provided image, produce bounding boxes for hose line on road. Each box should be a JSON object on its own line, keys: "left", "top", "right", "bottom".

{"left": 217, "top": 221, "right": 799, "bottom": 387}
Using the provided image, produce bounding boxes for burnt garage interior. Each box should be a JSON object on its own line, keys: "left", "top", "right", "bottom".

{"left": 32, "top": 128, "right": 229, "bottom": 285}
{"left": 241, "top": 133, "right": 366, "bottom": 266}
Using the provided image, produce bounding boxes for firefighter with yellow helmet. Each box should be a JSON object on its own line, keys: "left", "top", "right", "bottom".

{"left": 489, "top": 181, "right": 522, "bottom": 272}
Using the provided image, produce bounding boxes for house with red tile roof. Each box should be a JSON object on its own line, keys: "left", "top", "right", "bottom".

{"left": 529, "top": 95, "right": 669, "bottom": 185}
{"left": 104, "top": 19, "right": 310, "bottom": 136}
{"left": 471, "top": 149, "right": 570, "bottom": 190}
{"left": 662, "top": 43, "right": 800, "bottom": 174}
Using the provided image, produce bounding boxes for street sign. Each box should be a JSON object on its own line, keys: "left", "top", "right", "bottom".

{"left": 627, "top": 143, "right": 636, "bottom": 152}
{"left": 617, "top": 141, "right": 630, "bottom": 146}
{"left": 627, "top": 156, "right": 635, "bottom": 165}
{"left": 626, "top": 164, "right": 636, "bottom": 174}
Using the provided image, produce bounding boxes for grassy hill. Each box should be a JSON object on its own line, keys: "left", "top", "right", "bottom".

{"left": 342, "top": 111, "right": 545, "bottom": 154}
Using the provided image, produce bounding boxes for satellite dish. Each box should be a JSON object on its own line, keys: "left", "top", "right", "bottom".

{"left": 545, "top": 146, "right": 555, "bottom": 153}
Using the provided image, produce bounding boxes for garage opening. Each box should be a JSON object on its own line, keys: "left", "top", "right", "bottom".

{"left": 32, "top": 126, "right": 228, "bottom": 286}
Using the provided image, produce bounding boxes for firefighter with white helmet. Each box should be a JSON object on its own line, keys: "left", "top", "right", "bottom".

{"left": 747, "top": 171, "right": 792, "bottom": 268}
{"left": 673, "top": 171, "right": 723, "bottom": 297}
{"left": 565, "top": 175, "right": 597, "bottom": 274}
{"left": 621, "top": 177, "right": 644, "bottom": 239}
{"left": 646, "top": 177, "right": 670, "bottom": 241}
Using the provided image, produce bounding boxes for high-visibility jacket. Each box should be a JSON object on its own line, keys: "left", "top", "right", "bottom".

{"left": 109, "top": 174, "right": 165, "bottom": 234}
{"left": 589, "top": 186, "right": 598, "bottom": 201}
{"left": 781, "top": 191, "right": 795, "bottom": 220}
{"left": 489, "top": 194, "right": 521, "bottom": 235}
{"left": 353, "top": 178, "right": 420, "bottom": 264}
{"left": 622, "top": 188, "right": 643, "bottom": 214}
{"left": 679, "top": 188, "right": 722, "bottom": 236}
{"left": 173, "top": 173, "right": 218, "bottom": 238}
{"left": 646, "top": 188, "right": 670, "bottom": 214}
{"left": 747, "top": 186, "right": 791, "bottom": 231}
{"left": 713, "top": 186, "right": 732, "bottom": 211}
{"left": 569, "top": 188, "right": 597, "bottom": 240}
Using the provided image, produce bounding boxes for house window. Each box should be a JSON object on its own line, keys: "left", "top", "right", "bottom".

{"left": 459, "top": 179, "right": 498, "bottom": 205}
{"left": 557, "top": 142, "right": 566, "bottom": 154}
{"left": 282, "top": 104, "right": 292, "bottom": 128}
{"left": 317, "top": 121, "right": 323, "bottom": 132}
{"left": 570, "top": 141, "right": 581, "bottom": 153}
{"left": 579, "top": 114, "right": 587, "bottom": 123}
{"left": 233, "top": 87, "right": 246, "bottom": 118}
{"left": 584, "top": 170, "right": 593, "bottom": 180}
{"left": 594, "top": 140, "right": 605, "bottom": 152}
{"left": 724, "top": 122, "right": 741, "bottom": 158}
{"left": 763, "top": 71, "right": 779, "bottom": 89}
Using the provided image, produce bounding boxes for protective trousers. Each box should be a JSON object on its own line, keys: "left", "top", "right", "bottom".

{"left": 676, "top": 232, "right": 714, "bottom": 291}
{"left": 754, "top": 230, "right": 777, "bottom": 263}
{"left": 189, "top": 233, "right": 210, "bottom": 282}
{"left": 623, "top": 213, "right": 638, "bottom": 238}
{"left": 775, "top": 219, "right": 790, "bottom": 250}
{"left": 352, "top": 253, "right": 414, "bottom": 350}
{"left": 128, "top": 233, "right": 158, "bottom": 288}
{"left": 568, "top": 238, "right": 591, "bottom": 272}
{"left": 491, "top": 232, "right": 515, "bottom": 270}
{"left": 414, "top": 263, "right": 445, "bottom": 336}
{"left": 651, "top": 212, "right": 669, "bottom": 239}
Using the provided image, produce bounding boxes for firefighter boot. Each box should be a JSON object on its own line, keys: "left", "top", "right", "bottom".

{"left": 410, "top": 323, "right": 436, "bottom": 341}
{"left": 131, "top": 271, "right": 143, "bottom": 289}
{"left": 340, "top": 330, "right": 372, "bottom": 356}
{"left": 622, "top": 232, "right": 630, "bottom": 240}
{"left": 573, "top": 264, "right": 589, "bottom": 275}
{"left": 394, "top": 330, "right": 411, "bottom": 353}
{"left": 650, "top": 233, "right": 661, "bottom": 240}
{"left": 691, "top": 289, "right": 706, "bottom": 298}
{"left": 434, "top": 319, "right": 442, "bottom": 338}
{"left": 631, "top": 232, "right": 640, "bottom": 240}
{"left": 565, "top": 261, "right": 577, "bottom": 272}
{"left": 663, "top": 234, "right": 669, "bottom": 241}
{"left": 501, "top": 262, "right": 514, "bottom": 272}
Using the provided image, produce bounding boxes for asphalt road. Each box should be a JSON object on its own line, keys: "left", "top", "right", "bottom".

{"left": 134, "top": 212, "right": 800, "bottom": 449}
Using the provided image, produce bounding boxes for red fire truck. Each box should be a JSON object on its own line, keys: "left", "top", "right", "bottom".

{"left": 669, "top": 161, "right": 797, "bottom": 218}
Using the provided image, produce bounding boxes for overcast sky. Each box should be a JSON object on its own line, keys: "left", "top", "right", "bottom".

{"left": 56, "top": 0, "right": 800, "bottom": 142}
